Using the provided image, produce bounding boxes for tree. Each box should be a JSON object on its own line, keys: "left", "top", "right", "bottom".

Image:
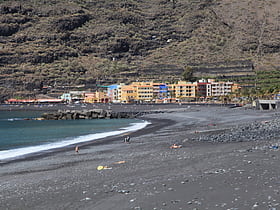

{"left": 182, "top": 66, "right": 196, "bottom": 82}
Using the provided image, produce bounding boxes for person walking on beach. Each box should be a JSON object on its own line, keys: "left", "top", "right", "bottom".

{"left": 75, "top": 145, "right": 79, "bottom": 153}
{"left": 123, "top": 136, "right": 130, "bottom": 143}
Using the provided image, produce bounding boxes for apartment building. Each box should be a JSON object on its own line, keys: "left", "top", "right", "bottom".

{"left": 107, "top": 84, "right": 120, "bottom": 103}
{"left": 130, "top": 82, "right": 153, "bottom": 102}
{"left": 197, "top": 82, "right": 209, "bottom": 97}
{"left": 152, "top": 83, "right": 169, "bottom": 99}
{"left": 120, "top": 85, "right": 137, "bottom": 103}
{"left": 197, "top": 79, "right": 239, "bottom": 98}
{"left": 84, "top": 91, "right": 109, "bottom": 103}
{"left": 207, "top": 81, "right": 234, "bottom": 97}
{"left": 118, "top": 82, "right": 169, "bottom": 103}
{"left": 99, "top": 80, "right": 240, "bottom": 104}
{"left": 172, "top": 81, "right": 197, "bottom": 99}
{"left": 84, "top": 93, "right": 96, "bottom": 103}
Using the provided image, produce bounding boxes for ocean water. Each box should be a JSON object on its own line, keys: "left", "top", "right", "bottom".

{"left": 0, "top": 111, "right": 149, "bottom": 161}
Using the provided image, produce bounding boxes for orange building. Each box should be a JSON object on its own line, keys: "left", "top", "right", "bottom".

{"left": 84, "top": 91, "right": 109, "bottom": 103}
{"left": 135, "top": 84, "right": 153, "bottom": 102}
{"left": 173, "top": 81, "right": 197, "bottom": 99}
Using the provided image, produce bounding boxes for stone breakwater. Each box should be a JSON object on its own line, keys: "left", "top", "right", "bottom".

{"left": 41, "top": 109, "right": 135, "bottom": 120}
{"left": 196, "top": 117, "right": 280, "bottom": 143}
{"left": 41, "top": 109, "right": 164, "bottom": 120}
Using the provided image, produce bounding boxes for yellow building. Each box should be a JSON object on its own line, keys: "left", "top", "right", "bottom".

{"left": 84, "top": 91, "right": 109, "bottom": 103}
{"left": 173, "top": 81, "right": 197, "bottom": 99}
{"left": 135, "top": 85, "right": 153, "bottom": 102}
{"left": 120, "top": 81, "right": 198, "bottom": 103}
{"left": 130, "top": 82, "right": 154, "bottom": 102}
{"left": 119, "top": 82, "right": 156, "bottom": 103}
{"left": 120, "top": 85, "right": 137, "bottom": 103}
{"left": 84, "top": 93, "right": 96, "bottom": 103}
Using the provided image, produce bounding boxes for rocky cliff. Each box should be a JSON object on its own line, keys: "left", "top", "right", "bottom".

{"left": 0, "top": 0, "right": 279, "bottom": 100}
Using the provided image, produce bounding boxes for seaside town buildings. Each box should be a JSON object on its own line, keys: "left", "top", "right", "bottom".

{"left": 5, "top": 79, "right": 241, "bottom": 104}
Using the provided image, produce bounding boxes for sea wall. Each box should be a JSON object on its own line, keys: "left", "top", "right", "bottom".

{"left": 41, "top": 109, "right": 138, "bottom": 120}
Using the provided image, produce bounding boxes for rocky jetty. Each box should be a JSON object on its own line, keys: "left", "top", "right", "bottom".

{"left": 195, "top": 117, "right": 280, "bottom": 143}
{"left": 41, "top": 109, "right": 138, "bottom": 120}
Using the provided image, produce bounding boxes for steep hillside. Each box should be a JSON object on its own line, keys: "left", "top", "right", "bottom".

{"left": 0, "top": 0, "right": 279, "bottom": 100}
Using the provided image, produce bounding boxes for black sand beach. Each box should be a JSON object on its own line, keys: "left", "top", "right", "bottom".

{"left": 1, "top": 105, "right": 280, "bottom": 210}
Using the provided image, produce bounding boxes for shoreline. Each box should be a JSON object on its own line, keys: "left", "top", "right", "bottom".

{"left": 0, "top": 116, "right": 174, "bottom": 165}
{"left": 0, "top": 103, "right": 216, "bottom": 164}
{"left": 1, "top": 106, "right": 280, "bottom": 209}
{"left": 0, "top": 117, "right": 173, "bottom": 165}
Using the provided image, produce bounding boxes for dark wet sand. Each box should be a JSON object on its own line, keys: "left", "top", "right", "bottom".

{"left": 0, "top": 105, "right": 280, "bottom": 210}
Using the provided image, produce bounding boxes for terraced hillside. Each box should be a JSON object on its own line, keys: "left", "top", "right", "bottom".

{"left": 0, "top": 0, "right": 279, "bottom": 100}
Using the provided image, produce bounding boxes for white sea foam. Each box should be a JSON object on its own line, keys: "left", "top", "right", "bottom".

{"left": 3, "top": 118, "right": 24, "bottom": 121}
{"left": 0, "top": 120, "right": 150, "bottom": 161}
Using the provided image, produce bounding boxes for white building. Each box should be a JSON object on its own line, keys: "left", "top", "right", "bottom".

{"left": 207, "top": 81, "right": 234, "bottom": 97}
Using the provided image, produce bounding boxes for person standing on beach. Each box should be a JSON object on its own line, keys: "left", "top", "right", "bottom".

{"left": 124, "top": 136, "right": 130, "bottom": 143}
{"left": 126, "top": 136, "right": 130, "bottom": 143}
{"left": 75, "top": 146, "right": 79, "bottom": 153}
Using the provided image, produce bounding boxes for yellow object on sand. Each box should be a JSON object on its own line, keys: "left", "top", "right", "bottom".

{"left": 97, "top": 165, "right": 112, "bottom": 170}
{"left": 97, "top": 165, "right": 104, "bottom": 170}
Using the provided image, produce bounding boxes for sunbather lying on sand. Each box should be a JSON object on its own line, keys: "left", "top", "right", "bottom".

{"left": 170, "top": 144, "right": 182, "bottom": 149}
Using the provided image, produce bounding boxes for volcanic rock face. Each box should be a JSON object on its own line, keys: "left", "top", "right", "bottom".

{"left": 53, "top": 14, "right": 90, "bottom": 32}
{"left": 0, "top": 0, "right": 279, "bottom": 100}
{"left": 0, "top": 23, "right": 20, "bottom": 36}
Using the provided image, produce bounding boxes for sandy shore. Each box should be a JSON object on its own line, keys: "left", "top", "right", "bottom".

{"left": 1, "top": 105, "right": 280, "bottom": 210}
